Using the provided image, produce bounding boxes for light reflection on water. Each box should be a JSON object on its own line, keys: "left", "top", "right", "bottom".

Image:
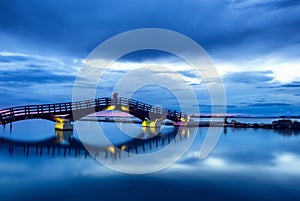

{"left": 0, "top": 119, "right": 55, "bottom": 141}
{"left": 1, "top": 119, "right": 300, "bottom": 201}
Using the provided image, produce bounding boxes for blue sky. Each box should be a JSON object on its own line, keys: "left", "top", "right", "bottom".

{"left": 0, "top": 0, "right": 299, "bottom": 116}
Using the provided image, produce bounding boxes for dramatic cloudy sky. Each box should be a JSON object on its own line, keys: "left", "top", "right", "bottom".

{"left": 0, "top": 0, "right": 299, "bottom": 116}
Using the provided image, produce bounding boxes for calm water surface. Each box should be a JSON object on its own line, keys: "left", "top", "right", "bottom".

{"left": 1, "top": 119, "right": 300, "bottom": 201}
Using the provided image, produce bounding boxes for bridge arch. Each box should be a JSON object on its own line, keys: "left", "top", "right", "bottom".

{"left": 0, "top": 97, "right": 189, "bottom": 125}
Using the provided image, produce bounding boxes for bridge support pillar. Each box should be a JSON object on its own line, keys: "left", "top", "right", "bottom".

{"left": 173, "top": 116, "right": 191, "bottom": 127}
{"left": 54, "top": 118, "right": 73, "bottom": 131}
{"left": 142, "top": 119, "right": 161, "bottom": 128}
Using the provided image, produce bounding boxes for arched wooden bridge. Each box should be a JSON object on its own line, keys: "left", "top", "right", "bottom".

{"left": 0, "top": 97, "right": 189, "bottom": 125}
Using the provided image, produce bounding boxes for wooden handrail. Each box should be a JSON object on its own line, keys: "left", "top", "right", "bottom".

{"left": 0, "top": 97, "right": 187, "bottom": 124}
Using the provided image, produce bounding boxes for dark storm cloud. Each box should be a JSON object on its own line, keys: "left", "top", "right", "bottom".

{"left": 0, "top": 0, "right": 299, "bottom": 60}
{"left": 118, "top": 50, "right": 176, "bottom": 62}
{"left": 0, "top": 68, "right": 75, "bottom": 86}
{"left": 247, "top": 103, "right": 291, "bottom": 107}
{"left": 0, "top": 52, "right": 76, "bottom": 99}
{"left": 229, "top": 0, "right": 300, "bottom": 10}
{"left": 257, "top": 81, "right": 300, "bottom": 89}
{"left": 0, "top": 55, "right": 30, "bottom": 63}
{"left": 279, "top": 81, "right": 300, "bottom": 88}
{"left": 263, "top": 0, "right": 300, "bottom": 10}
{"left": 223, "top": 70, "right": 274, "bottom": 84}
{"left": 177, "top": 71, "right": 199, "bottom": 79}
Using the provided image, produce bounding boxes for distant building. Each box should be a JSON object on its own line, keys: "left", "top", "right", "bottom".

{"left": 272, "top": 119, "right": 292, "bottom": 129}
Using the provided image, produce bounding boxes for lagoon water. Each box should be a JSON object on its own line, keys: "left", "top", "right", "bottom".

{"left": 1, "top": 119, "right": 300, "bottom": 201}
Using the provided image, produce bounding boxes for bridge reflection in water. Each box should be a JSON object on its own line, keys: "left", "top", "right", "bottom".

{"left": 0, "top": 126, "right": 197, "bottom": 160}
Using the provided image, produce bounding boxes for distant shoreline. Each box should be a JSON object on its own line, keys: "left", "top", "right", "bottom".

{"left": 80, "top": 116, "right": 300, "bottom": 130}
{"left": 86, "top": 115, "right": 300, "bottom": 119}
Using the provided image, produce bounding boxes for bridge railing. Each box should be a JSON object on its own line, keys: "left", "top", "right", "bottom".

{"left": 0, "top": 97, "right": 187, "bottom": 123}
{"left": 120, "top": 97, "right": 187, "bottom": 119}
{"left": 0, "top": 103, "right": 71, "bottom": 120}
{"left": 0, "top": 98, "right": 112, "bottom": 115}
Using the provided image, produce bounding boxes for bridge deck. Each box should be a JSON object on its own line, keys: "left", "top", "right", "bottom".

{"left": 0, "top": 97, "right": 188, "bottom": 125}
